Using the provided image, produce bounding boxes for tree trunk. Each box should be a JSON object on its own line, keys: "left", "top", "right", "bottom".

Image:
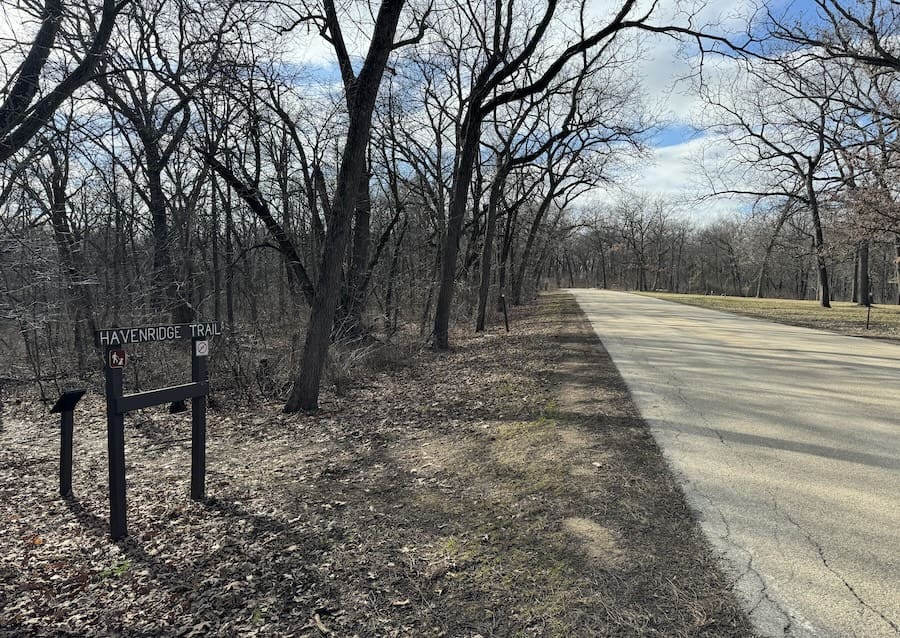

{"left": 496, "top": 206, "right": 517, "bottom": 311}
{"left": 565, "top": 252, "right": 575, "bottom": 288}
{"left": 433, "top": 114, "right": 481, "bottom": 349}
{"left": 464, "top": 172, "right": 485, "bottom": 278}
{"left": 420, "top": 245, "right": 441, "bottom": 337}
{"left": 177, "top": 194, "right": 196, "bottom": 322}
{"left": 857, "top": 239, "right": 870, "bottom": 306}
{"left": 48, "top": 164, "right": 95, "bottom": 372}
{"left": 147, "top": 159, "right": 173, "bottom": 311}
{"left": 384, "top": 218, "right": 407, "bottom": 333}
{"left": 756, "top": 254, "right": 770, "bottom": 299}
{"left": 894, "top": 234, "right": 900, "bottom": 305}
{"left": 805, "top": 177, "right": 830, "bottom": 307}
{"left": 285, "top": 0, "right": 404, "bottom": 412}
{"left": 0, "top": 0, "right": 121, "bottom": 163}
{"left": 224, "top": 183, "right": 235, "bottom": 326}
{"left": 341, "top": 171, "right": 372, "bottom": 337}
{"left": 476, "top": 163, "right": 510, "bottom": 332}
{"left": 598, "top": 239, "right": 607, "bottom": 288}
{"left": 211, "top": 175, "right": 221, "bottom": 322}
{"left": 511, "top": 194, "right": 553, "bottom": 305}
{"left": 756, "top": 213, "right": 787, "bottom": 298}
{"left": 475, "top": 202, "right": 498, "bottom": 332}
{"left": 727, "top": 242, "right": 742, "bottom": 295}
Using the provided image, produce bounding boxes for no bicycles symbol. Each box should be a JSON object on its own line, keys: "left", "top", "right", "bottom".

{"left": 195, "top": 340, "right": 209, "bottom": 357}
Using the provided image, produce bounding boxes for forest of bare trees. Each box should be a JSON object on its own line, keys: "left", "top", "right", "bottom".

{"left": 565, "top": 2, "right": 900, "bottom": 308}
{"left": 3, "top": 0, "right": 900, "bottom": 410}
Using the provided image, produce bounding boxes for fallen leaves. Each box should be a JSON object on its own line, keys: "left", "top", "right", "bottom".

{"left": 0, "top": 296, "right": 752, "bottom": 638}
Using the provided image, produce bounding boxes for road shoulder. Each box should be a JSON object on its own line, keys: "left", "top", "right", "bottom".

{"left": 0, "top": 291, "right": 753, "bottom": 636}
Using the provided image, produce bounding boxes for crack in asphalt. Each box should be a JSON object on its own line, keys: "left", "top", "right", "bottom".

{"left": 649, "top": 353, "right": 795, "bottom": 636}
{"left": 783, "top": 512, "right": 900, "bottom": 636}
{"left": 745, "top": 552, "right": 794, "bottom": 637}
{"left": 689, "top": 458, "right": 794, "bottom": 636}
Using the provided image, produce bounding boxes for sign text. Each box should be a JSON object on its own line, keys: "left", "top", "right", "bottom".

{"left": 96, "top": 322, "right": 222, "bottom": 347}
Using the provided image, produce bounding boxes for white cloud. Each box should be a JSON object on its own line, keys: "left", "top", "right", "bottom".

{"left": 592, "top": 1, "right": 761, "bottom": 221}
{"left": 279, "top": 29, "right": 337, "bottom": 69}
{"left": 567, "top": 3, "right": 765, "bottom": 224}
{"left": 587, "top": 132, "right": 757, "bottom": 222}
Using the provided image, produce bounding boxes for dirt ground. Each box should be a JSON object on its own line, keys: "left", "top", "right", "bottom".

{"left": 0, "top": 292, "right": 755, "bottom": 637}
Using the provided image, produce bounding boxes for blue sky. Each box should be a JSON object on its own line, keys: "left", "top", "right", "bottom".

{"left": 605, "top": 0, "right": 830, "bottom": 219}
{"left": 630, "top": 0, "right": 836, "bottom": 220}
{"left": 651, "top": 124, "right": 703, "bottom": 149}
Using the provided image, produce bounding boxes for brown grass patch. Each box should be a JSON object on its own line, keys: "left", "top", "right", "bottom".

{"left": 639, "top": 291, "right": 900, "bottom": 340}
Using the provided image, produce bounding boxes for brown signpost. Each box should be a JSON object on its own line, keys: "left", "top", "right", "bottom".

{"left": 94, "top": 321, "right": 221, "bottom": 539}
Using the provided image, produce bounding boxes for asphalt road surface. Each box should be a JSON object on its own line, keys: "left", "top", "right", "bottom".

{"left": 571, "top": 289, "right": 900, "bottom": 638}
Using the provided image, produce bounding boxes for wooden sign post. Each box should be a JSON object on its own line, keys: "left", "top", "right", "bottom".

{"left": 50, "top": 389, "right": 87, "bottom": 498}
{"left": 95, "top": 321, "right": 221, "bottom": 540}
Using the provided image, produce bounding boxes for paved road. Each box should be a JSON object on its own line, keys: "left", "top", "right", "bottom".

{"left": 571, "top": 290, "right": 900, "bottom": 638}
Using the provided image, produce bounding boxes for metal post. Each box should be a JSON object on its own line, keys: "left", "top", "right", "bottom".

{"left": 501, "top": 294, "right": 510, "bottom": 333}
{"left": 190, "top": 337, "right": 207, "bottom": 500}
{"left": 866, "top": 293, "right": 873, "bottom": 330}
{"left": 59, "top": 410, "right": 74, "bottom": 497}
{"left": 105, "top": 347, "right": 127, "bottom": 540}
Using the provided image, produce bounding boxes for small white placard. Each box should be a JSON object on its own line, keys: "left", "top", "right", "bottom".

{"left": 195, "top": 340, "right": 209, "bottom": 356}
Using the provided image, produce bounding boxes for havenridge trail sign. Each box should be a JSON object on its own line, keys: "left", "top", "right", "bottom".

{"left": 94, "top": 321, "right": 222, "bottom": 540}
{"left": 95, "top": 321, "right": 221, "bottom": 346}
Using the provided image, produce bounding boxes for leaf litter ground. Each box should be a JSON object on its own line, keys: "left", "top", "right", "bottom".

{"left": 0, "top": 292, "right": 755, "bottom": 637}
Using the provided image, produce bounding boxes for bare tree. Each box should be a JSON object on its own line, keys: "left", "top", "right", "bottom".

{"left": 764, "top": 1, "right": 900, "bottom": 72}
{"left": 430, "top": 0, "right": 682, "bottom": 349}
{"left": 0, "top": 0, "right": 128, "bottom": 162}
{"left": 96, "top": 0, "right": 242, "bottom": 320}
{"left": 283, "top": 0, "right": 413, "bottom": 412}
{"left": 701, "top": 54, "right": 855, "bottom": 307}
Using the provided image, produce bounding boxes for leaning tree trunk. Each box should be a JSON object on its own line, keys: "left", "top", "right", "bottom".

{"left": 433, "top": 114, "right": 481, "bottom": 350}
{"left": 285, "top": 0, "right": 404, "bottom": 412}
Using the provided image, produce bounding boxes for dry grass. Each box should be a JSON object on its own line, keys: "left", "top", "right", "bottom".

{"left": 638, "top": 292, "right": 900, "bottom": 340}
